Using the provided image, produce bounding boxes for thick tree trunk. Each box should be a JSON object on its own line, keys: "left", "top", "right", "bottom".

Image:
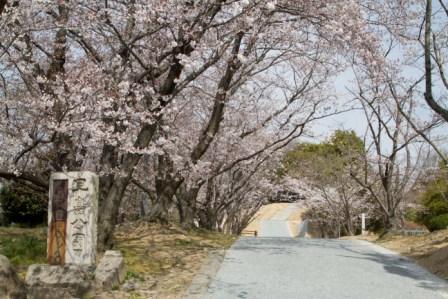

{"left": 179, "top": 199, "right": 196, "bottom": 230}
{"left": 97, "top": 177, "right": 128, "bottom": 251}
{"left": 198, "top": 209, "right": 216, "bottom": 230}
{"left": 424, "top": 0, "right": 448, "bottom": 122}
{"left": 0, "top": 0, "right": 7, "bottom": 15}
{"left": 97, "top": 124, "right": 157, "bottom": 251}
{"left": 177, "top": 186, "right": 199, "bottom": 230}
{"left": 148, "top": 178, "right": 184, "bottom": 224}
{"left": 344, "top": 206, "right": 355, "bottom": 236}
{"left": 383, "top": 212, "right": 401, "bottom": 231}
{"left": 147, "top": 192, "right": 172, "bottom": 224}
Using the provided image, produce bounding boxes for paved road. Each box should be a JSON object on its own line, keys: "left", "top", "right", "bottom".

{"left": 258, "top": 220, "right": 291, "bottom": 238}
{"left": 204, "top": 237, "right": 448, "bottom": 299}
{"left": 258, "top": 203, "right": 300, "bottom": 237}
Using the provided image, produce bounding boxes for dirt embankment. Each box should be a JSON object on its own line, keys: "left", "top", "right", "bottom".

{"left": 99, "top": 222, "right": 236, "bottom": 298}
{"left": 344, "top": 229, "right": 448, "bottom": 280}
{"left": 0, "top": 223, "right": 236, "bottom": 299}
{"left": 376, "top": 230, "right": 448, "bottom": 280}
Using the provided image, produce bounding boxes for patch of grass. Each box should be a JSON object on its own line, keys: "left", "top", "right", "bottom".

{"left": 125, "top": 270, "right": 145, "bottom": 282}
{"left": 128, "top": 293, "right": 142, "bottom": 299}
{"left": 0, "top": 227, "right": 47, "bottom": 273}
{"left": 118, "top": 245, "right": 165, "bottom": 275}
{"left": 173, "top": 238, "right": 204, "bottom": 249}
{"left": 114, "top": 222, "right": 236, "bottom": 281}
{"left": 188, "top": 229, "right": 237, "bottom": 248}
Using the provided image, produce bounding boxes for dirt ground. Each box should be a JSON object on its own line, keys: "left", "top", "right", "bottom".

{"left": 287, "top": 207, "right": 306, "bottom": 237}
{"left": 342, "top": 229, "right": 448, "bottom": 281}
{"left": 96, "top": 221, "right": 236, "bottom": 299}
{"left": 0, "top": 223, "right": 236, "bottom": 299}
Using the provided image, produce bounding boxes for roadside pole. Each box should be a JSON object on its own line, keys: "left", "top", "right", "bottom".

{"left": 361, "top": 213, "right": 367, "bottom": 236}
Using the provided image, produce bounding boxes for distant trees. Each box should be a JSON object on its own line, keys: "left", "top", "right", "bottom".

{"left": 280, "top": 124, "right": 443, "bottom": 235}
{"left": 0, "top": 183, "right": 47, "bottom": 226}
{"left": 281, "top": 130, "right": 369, "bottom": 236}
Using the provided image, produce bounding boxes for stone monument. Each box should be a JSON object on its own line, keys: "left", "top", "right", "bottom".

{"left": 25, "top": 171, "right": 120, "bottom": 298}
{"left": 47, "top": 171, "right": 98, "bottom": 265}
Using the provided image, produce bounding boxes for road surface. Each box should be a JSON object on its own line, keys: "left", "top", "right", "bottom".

{"left": 204, "top": 237, "right": 448, "bottom": 299}
{"left": 257, "top": 203, "right": 301, "bottom": 237}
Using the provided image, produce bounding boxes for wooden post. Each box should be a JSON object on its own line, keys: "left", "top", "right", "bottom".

{"left": 47, "top": 172, "right": 98, "bottom": 266}
{"left": 48, "top": 179, "right": 68, "bottom": 265}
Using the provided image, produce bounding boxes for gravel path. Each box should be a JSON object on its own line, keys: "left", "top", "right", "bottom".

{"left": 204, "top": 237, "right": 448, "bottom": 299}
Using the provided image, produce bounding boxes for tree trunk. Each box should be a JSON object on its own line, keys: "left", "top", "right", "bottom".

{"left": 147, "top": 192, "right": 171, "bottom": 224}
{"left": 0, "top": 0, "right": 7, "bottom": 15}
{"left": 384, "top": 212, "right": 401, "bottom": 231}
{"left": 97, "top": 177, "right": 129, "bottom": 251}
{"left": 97, "top": 124, "right": 157, "bottom": 251}
{"left": 344, "top": 207, "right": 355, "bottom": 236}
{"left": 177, "top": 186, "right": 199, "bottom": 230}
{"left": 424, "top": 0, "right": 448, "bottom": 122}
{"left": 198, "top": 209, "right": 216, "bottom": 230}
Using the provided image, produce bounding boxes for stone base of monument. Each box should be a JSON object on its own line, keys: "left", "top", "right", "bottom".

{"left": 25, "top": 264, "right": 94, "bottom": 299}
{"left": 0, "top": 255, "right": 27, "bottom": 299}
{"left": 25, "top": 250, "right": 126, "bottom": 298}
{"left": 95, "top": 250, "right": 126, "bottom": 291}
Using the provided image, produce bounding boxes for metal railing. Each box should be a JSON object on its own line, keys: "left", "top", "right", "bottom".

{"left": 241, "top": 230, "right": 258, "bottom": 237}
{"left": 395, "top": 229, "right": 428, "bottom": 236}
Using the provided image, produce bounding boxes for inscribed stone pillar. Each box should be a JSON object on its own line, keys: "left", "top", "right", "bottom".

{"left": 48, "top": 171, "right": 98, "bottom": 265}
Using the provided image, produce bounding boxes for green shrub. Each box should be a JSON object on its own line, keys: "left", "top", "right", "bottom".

{"left": 404, "top": 208, "right": 419, "bottom": 222}
{"left": 427, "top": 214, "right": 448, "bottom": 231}
{"left": 0, "top": 183, "right": 47, "bottom": 226}
{"left": 418, "top": 177, "right": 448, "bottom": 231}
{"left": 425, "top": 196, "right": 448, "bottom": 215}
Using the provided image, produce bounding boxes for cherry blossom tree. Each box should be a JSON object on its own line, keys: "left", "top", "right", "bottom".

{"left": 424, "top": 0, "right": 448, "bottom": 122}
{"left": 0, "top": 0, "right": 384, "bottom": 248}
{"left": 349, "top": 68, "right": 439, "bottom": 230}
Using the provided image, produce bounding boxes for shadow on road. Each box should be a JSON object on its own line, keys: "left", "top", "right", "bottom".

{"left": 204, "top": 237, "right": 448, "bottom": 299}
{"left": 229, "top": 237, "right": 448, "bottom": 294}
{"left": 337, "top": 241, "right": 448, "bottom": 294}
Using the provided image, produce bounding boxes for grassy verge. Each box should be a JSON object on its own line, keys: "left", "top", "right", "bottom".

{"left": 108, "top": 222, "right": 236, "bottom": 298}
{"left": 0, "top": 227, "right": 47, "bottom": 275}
{"left": 0, "top": 222, "right": 236, "bottom": 298}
